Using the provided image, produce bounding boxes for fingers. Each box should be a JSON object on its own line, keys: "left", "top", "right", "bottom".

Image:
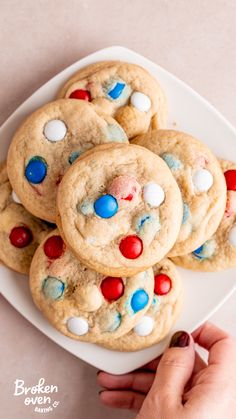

{"left": 149, "top": 331, "right": 195, "bottom": 408}
{"left": 99, "top": 390, "right": 145, "bottom": 411}
{"left": 97, "top": 371, "right": 155, "bottom": 394}
{"left": 192, "top": 351, "right": 207, "bottom": 375}
{"left": 192, "top": 321, "right": 229, "bottom": 348}
{"left": 141, "top": 357, "right": 161, "bottom": 371}
{"left": 192, "top": 322, "right": 235, "bottom": 365}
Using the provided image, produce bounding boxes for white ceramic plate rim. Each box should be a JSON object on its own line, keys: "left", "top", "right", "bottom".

{"left": 1, "top": 46, "right": 236, "bottom": 374}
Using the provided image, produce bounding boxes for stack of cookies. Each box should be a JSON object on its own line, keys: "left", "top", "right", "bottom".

{"left": 2, "top": 61, "right": 235, "bottom": 351}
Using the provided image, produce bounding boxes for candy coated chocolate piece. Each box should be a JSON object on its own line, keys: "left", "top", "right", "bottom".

{"left": 68, "top": 151, "right": 82, "bottom": 164}
{"left": 69, "top": 89, "right": 91, "bottom": 101}
{"left": 25, "top": 156, "right": 47, "bottom": 184}
{"left": 9, "top": 226, "right": 33, "bottom": 248}
{"left": 134, "top": 315, "right": 154, "bottom": 336}
{"left": 130, "top": 91, "right": 151, "bottom": 112}
{"left": 44, "top": 235, "right": 64, "bottom": 259}
{"left": 99, "top": 311, "right": 122, "bottom": 332}
{"left": 182, "top": 202, "right": 190, "bottom": 224}
{"left": 193, "top": 168, "right": 213, "bottom": 192}
{"left": 131, "top": 289, "right": 149, "bottom": 312}
{"left": 108, "top": 175, "right": 141, "bottom": 201}
{"left": 192, "top": 239, "right": 216, "bottom": 260}
{"left": 161, "top": 153, "right": 182, "bottom": 171}
{"left": 101, "top": 277, "right": 124, "bottom": 301}
{"left": 119, "top": 235, "right": 143, "bottom": 259}
{"left": 224, "top": 170, "right": 236, "bottom": 191}
{"left": 67, "top": 317, "right": 89, "bottom": 336}
{"left": 154, "top": 273, "right": 172, "bottom": 295}
{"left": 42, "top": 276, "right": 65, "bottom": 300}
{"left": 94, "top": 194, "right": 118, "bottom": 218}
{"left": 143, "top": 182, "right": 165, "bottom": 207}
{"left": 108, "top": 82, "right": 126, "bottom": 99}
{"left": 11, "top": 190, "right": 21, "bottom": 204}
{"left": 44, "top": 119, "right": 67, "bottom": 142}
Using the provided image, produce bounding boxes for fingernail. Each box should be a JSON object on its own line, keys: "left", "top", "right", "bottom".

{"left": 169, "top": 331, "right": 190, "bottom": 348}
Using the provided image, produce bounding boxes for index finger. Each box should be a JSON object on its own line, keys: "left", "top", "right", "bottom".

{"left": 192, "top": 322, "right": 236, "bottom": 365}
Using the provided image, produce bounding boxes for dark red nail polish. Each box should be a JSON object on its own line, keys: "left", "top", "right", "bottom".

{"left": 169, "top": 331, "right": 190, "bottom": 348}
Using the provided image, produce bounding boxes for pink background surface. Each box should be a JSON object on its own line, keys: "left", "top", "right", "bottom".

{"left": 0, "top": 1, "right": 236, "bottom": 418}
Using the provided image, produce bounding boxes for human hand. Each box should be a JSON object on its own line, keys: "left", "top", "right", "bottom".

{"left": 97, "top": 322, "right": 236, "bottom": 419}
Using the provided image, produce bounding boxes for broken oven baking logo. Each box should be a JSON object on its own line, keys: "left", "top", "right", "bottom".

{"left": 13, "top": 377, "right": 60, "bottom": 413}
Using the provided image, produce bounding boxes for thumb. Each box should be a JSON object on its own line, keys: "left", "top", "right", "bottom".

{"left": 152, "top": 331, "right": 195, "bottom": 408}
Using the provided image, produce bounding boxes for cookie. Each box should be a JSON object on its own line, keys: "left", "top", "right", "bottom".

{"left": 56, "top": 143, "right": 183, "bottom": 276}
{"left": 133, "top": 130, "right": 227, "bottom": 256}
{"left": 172, "top": 160, "right": 236, "bottom": 271}
{"left": 57, "top": 61, "right": 167, "bottom": 139}
{"left": 29, "top": 229, "right": 154, "bottom": 345}
{"left": 102, "top": 258, "right": 183, "bottom": 351}
{"left": 0, "top": 162, "right": 52, "bottom": 274}
{"left": 7, "top": 99, "right": 128, "bottom": 222}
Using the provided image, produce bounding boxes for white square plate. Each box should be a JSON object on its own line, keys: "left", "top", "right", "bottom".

{"left": 1, "top": 46, "right": 236, "bottom": 374}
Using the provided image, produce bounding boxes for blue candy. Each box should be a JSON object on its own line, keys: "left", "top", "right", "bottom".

{"left": 161, "top": 153, "right": 182, "bottom": 171}
{"left": 192, "top": 240, "right": 216, "bottom": 260}
{"left": 152, "top": 295, "right": 161, "bottom": 312}
{"left": 79, "top": 201, "right": 94, "bottom": 216}
{"left": 108, "top": 82, "right": 126, "bottom": 99}
{"left": 68, "top": 151, "right": 82, "bottom": 164}
{"left": 131, "top": 289, "right": 149, "bottom": 313}
{"left": 94, "top": 194, "right": 118, "bottom": 218}
{"left": 25, "top": 156, "right": 47, "bottom": 184}
{"left": 182, "top": 203, "right": 190, "bottom": 224}
{"left": 192, "top": 245, "right": 204, "bottom": 259}
{"left": 137, "top": 214, "right": 151, "bottom": 229}
{"left": 106, "top": 312, "right": 122, "bottom": 332}
{"left": 42, "top": 276, "right": 65, "bottom": 300}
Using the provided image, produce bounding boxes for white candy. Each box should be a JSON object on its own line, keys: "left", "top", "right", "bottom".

{"left": 12, "top": 191, "right": 21, "bottom": 204}
{"left": 228, "top": 225, "right": 236, "bottom": 247}
{"left": 143, "top": 182, "right": 165, "bottom": 207}
{"left": 130, "top": 92, "right": 151, "bottom": 112}
{"left": 44, "top": 119, "right": 67, "bottom": 142}
{"left": 67, "top": 317, "right": 89, "bottom": 336}
{"left": 193, "top": 169, "right": 213, "bottom": 192}
{"left": 134, "top": 316, "right": 154, "bottom": 337}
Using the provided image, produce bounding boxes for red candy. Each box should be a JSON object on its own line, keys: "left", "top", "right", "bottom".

{"left": 154, "top": 274, "right": 172, "bottom": 295}
{"left": 44, "top": 235, "right": 65, "bottom": 259}
{"left": 69, "top": 89, "right": 91, "bottom": 101}
{"left": 119, "top": 235, "right": 143, "bottom": 259}
{"left": 224, "top": 170, "right": 236, "bottom": 191}
{"left": 9, "top": 226, "right": 33, "bottom": 248}
{"left": 101, "top": 277, "right": 124, "bottom": 301}
{"left": 123, "top": 193, "right": 133, "bottom": 201}
{"left": 108, "top": 175, "right": 141, "bottom": 202}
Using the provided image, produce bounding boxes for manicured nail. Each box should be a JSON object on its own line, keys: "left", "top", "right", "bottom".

{"left": 169, "top": 331, "right": 190, "bottom": 348}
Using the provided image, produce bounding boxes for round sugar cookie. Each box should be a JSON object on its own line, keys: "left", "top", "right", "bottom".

{"left": 56, "top": 143, "right": 183, "bottom": 277}
{"left": 7, "top": 99, "right": 128, "bottom": 223}
{"left": 102, "top": 258, "right": 183, "bottom": 351}
{"left": 57, "top": 60, "right": 167, "bottom": 139}
{"left": 133, "top": 130, "right": 227, "bottom": 256}
{"left": 172, "top": 160, "right": 236, "bottom": 271}
{"left": 29, "top": 229, "right": 154, "bottom": 344}
{"left": 0, "top": 162, "right": 52, "bottom": 274}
